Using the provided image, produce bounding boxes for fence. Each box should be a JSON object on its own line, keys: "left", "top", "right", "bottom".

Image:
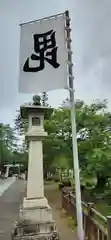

{"left": 61, "top": 189, "right": 111, "bottom": 240}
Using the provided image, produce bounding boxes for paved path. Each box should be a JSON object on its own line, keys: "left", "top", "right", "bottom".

{"left": 0, "top": 178, "right": 16, "bottom": 196}
{"left": 0, "top": 180, "right": 25, "bottom": 240}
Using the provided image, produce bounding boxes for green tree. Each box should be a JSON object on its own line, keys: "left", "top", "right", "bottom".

{"left": 15, "top": 96, "right": 111, "bottom": 191}
{"left": 44, "top": 99, "right": 111, "bottom": 190}
{"left": 0, "top": 123, "right": 17, "bottom": 168}
{"left": 12, "top": 150, "right": 28, "bottom": 170}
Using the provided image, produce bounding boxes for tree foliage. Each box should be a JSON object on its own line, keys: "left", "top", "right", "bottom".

{"left": 0, "top": 122, "right": 27, "bottom": 173}
{"left": 0, "top": 123, "right": 16, "bottom": 167}
{"left": 14, "top": 96, "right": 111, "bottom": 191}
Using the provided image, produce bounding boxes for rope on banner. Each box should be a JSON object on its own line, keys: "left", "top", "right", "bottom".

{"left": 19, "top": 12, "right": 65, "bottom": 27}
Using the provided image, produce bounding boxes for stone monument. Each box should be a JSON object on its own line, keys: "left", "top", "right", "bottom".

{"left": 12, "top": 96, "right": 59, "bottom": 240}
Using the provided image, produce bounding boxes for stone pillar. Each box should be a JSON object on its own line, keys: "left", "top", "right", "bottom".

{"left": 27, "top": 140, "right": 44, "bottom": 199}
{"left": 12, "top": 103, "right": 59, "bottom": 240}
{"left": 5, "top": 165, "right": 10, "bottom": 178}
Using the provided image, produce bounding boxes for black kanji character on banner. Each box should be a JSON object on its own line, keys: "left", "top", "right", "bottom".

{"left": 23, "top": 29, "right": 60, "bottom": 72}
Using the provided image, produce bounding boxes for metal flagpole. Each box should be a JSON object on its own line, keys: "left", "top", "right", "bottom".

{"left": 65, "top": 10, "right": 84, "bottom": 240}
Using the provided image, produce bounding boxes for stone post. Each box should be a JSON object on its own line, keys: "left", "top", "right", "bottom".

{"left": 4, "top": 164, "right": 10, "bottom": 178}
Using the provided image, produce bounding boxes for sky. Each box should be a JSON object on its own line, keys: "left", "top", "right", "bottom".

{"left": 0, "top": 0, "right": 111, "bottom": 127}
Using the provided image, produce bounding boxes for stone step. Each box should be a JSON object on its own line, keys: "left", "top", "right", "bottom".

{"left": 12, "top": 231, "right": 59, "bottom": 240}
{"left": 12, "top": 220, "right": 59, "bottom": 240}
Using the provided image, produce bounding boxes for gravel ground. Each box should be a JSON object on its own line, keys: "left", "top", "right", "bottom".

{"left": 45, "top": 183, "right": 77, "bottom": 240}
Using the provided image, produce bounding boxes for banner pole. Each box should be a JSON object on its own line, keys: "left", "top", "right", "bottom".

{"left": 65, "top": 10, "right": 84, "bottom": 240}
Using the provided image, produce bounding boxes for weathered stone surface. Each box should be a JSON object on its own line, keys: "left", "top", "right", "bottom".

{"left": 12, "top": 232, "right": 59, "bottom": 240}
{"left": 13, "top": 233, "right": 59, "bottom": 240}
{"left": 12, "top": 221, "right": 60, "bottom": 240}
{"left": 11, "top": 219, "right": 60, "bottom": 240}
{"left": 12, "top": 105, "right": 59, "bottom": 240}
{"left": 20, "top": 198, "right": 53, "bottom": 223}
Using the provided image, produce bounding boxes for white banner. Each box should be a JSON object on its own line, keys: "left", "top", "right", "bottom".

{"left": 19, "top": 14, "right": 68, "bottom": 93}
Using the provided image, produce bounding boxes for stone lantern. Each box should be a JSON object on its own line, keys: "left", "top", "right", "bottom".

{"left": 12, "top": 97, "right": 59, "bottom": 239}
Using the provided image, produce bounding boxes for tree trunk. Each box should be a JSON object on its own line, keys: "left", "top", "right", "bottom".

{"left": 95, "top": 174, "right": 108, "bottom": 192}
